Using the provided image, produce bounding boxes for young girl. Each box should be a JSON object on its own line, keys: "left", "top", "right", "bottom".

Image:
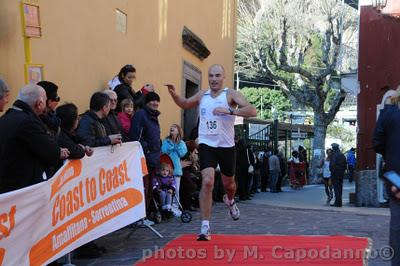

{"left": 117, "top": 98, "right": 134, "bottom": 135}
{"left": 322, "top": 148, "right": 334, "bottom": 204}
{"left": 161, "top": 124, "right": 187, "bottom": 202}
{"left": 153, "top": 163, "right": 176, "bottom": 212}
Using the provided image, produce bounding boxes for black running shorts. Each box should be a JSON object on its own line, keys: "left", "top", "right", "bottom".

{"left": 198, "top": 143, "right": 236, "bottom": 177}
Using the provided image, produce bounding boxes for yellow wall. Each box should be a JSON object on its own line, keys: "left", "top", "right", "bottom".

{"left": 0, "top": 0, "right": 236, "bottom": 136}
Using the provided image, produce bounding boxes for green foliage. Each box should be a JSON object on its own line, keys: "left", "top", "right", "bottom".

{"left": 326, "top": 123, "right": 356, "bottom": 151}
{"left": 301, "top": 34, "right": 325, "bottom": 76}
{"left": 241, "top": 87, "right": 292, "bottom": 120}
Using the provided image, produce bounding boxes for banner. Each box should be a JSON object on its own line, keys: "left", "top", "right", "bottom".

{"left": 0, "top": 142, "right": 147, "bottom": 266}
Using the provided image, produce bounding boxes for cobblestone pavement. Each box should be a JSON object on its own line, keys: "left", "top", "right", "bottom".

{"left": 72, "top": 190, "right": 391, "bottom": 266}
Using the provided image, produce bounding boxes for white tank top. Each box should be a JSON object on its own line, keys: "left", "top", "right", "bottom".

{"left": 198, "top": 88, "right": 235, "bottom": 148}
{"left": 323, "top": 160, "right": 331, "bottom": 178}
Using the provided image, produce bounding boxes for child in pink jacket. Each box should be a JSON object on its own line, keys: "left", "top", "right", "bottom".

{"left": 117, "top": 98, "right": 134, "bottom": 135}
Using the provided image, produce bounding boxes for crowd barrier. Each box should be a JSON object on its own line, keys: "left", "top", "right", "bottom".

{"left": 0, "top": 142, "right": 147, "bottom": 266}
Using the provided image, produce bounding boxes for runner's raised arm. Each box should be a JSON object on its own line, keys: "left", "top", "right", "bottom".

{"left": 165, "top": 84, "right": 204, "bottom": 109}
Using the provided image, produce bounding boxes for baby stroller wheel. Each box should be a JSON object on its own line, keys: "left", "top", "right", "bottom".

{"left": 155, "top": 211, "right": 162, "bottom": 224}
{"left": 181, "top": 211, "right": 192, "bottom": 223}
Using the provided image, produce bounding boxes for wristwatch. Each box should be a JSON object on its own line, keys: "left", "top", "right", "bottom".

{"left": 229, "top": 107, "right": 234, "bottom": 115}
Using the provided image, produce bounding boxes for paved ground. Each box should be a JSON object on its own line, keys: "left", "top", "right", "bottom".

{"left": 71, "top": 182, "right": 391, "bottom": 266}
{"left": 251, "top": 181, "right": 390, "bottom": 216}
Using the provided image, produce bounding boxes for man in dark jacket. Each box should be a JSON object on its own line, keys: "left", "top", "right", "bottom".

{"left": 37, "top": 81, "right": 62, "bottom": 177}
{"left": 0, "top": 84, "right": 69, "bottom": 194}
{"left": 129, "top": 92, "right": 161, "bottom": 216}
{"left": 373, "top": 102, "right": 400, "bottom": 265}
{"left": 37, "top": 80, "right": 61, "bottom": 137}
{"left": 102, "top": 89, "right": 128, "bottom": 141}
{"left": 329, "top": 143, "right": 347, "bottom": 207}
{"left": 260, "top": 150, "right": 270, "bottom": 192}
{"left": 76, "top": 92, "right": 122, "bottom": 147}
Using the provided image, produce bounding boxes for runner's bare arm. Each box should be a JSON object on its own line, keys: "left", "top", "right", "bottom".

{"left": 165, "top": 84, "right": 203, "bottom": 109}
{"left": 229, "top": 89, "right": 257, "bottom": 117}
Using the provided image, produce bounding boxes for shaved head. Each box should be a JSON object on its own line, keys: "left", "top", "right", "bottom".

{"left": 208, "top": 64, "right": 226, "bottom": 92}
{"left": 208, "top": 64, "right": 225, "bottom": 76}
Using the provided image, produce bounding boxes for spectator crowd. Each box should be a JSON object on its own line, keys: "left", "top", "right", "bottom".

{"left": 1, "top": 65, "right": 399, "bottom": 265}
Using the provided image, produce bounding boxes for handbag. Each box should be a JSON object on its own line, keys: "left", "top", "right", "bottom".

{"left": 246, "top": 149, "right": 254, "bottom": 174}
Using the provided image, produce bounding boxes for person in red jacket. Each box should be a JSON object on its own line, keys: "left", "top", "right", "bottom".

{"left": 118, "top": 98, "right": 134, "bottom": 135}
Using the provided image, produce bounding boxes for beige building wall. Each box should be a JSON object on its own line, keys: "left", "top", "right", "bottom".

{"left": 0, "top": 0, "right": 236, "bottom": 136}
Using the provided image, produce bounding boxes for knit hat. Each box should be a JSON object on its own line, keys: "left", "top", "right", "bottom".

{"left": 37, "top": 81, "right": 59, "bottom": 101}
{"left": 331, "top": 143, "right": 340, "bottom": 150}
{"left": 140, "top": 84, "right": 154, "bottom": 96}
{"left": 145, "top": 92, "right": 160, "bottom": 104}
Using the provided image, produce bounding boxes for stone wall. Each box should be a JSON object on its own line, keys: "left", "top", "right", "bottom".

{"left": 356, "top": 170, "right": 380, "bottom": 207}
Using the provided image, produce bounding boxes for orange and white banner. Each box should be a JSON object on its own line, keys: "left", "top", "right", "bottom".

{"left": 0, "top": 142, "right": 147, "bottom": 266}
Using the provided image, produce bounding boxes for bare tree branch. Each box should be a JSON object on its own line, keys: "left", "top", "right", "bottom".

{"left": 277, "top": 18, "right": 315, "bottom": 82}
{"left": 325, "top": 81, "right": 347, "bottom": 123}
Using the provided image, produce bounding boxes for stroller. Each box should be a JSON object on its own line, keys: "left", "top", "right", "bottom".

{"left": 150, "top": 154, "right": 192, "bottom": 224}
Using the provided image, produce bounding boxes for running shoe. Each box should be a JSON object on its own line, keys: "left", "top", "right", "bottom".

{"left": 142, "top": 218, "right": 155, "bottom": 226}
{"left": 197, "top": 225, "right": 211, "bottom": 241}
{"left": 223, "top": 194, "right": 240, "bottom": 220}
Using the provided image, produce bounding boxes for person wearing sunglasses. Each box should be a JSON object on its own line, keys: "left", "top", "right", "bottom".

{"left": 37, "top": 81, "right": 61, "bottom": 136}
{"left": 36, "top": 81, "right": 62, "bottom": 178}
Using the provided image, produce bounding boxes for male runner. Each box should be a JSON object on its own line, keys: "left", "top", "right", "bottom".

{"left": 166, "top": 64, "right": 256, "bottom": 240}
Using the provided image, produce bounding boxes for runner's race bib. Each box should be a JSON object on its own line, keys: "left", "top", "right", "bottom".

{"left": 200, "top": 117, "right": 221, "bottom": 135}
{"left": 199, "top": 108, "right": 222, "bottom": 135}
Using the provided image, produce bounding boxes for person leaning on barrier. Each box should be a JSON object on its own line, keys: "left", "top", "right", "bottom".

{"left": 0, "top": 84, "right": 69, "bottom": 194}
{"left": 0, "top": 79, "right": 10, "bottom": 113}
{"left": 102, "top": 89, "right": 128, "bottom": 141}
{"left": 76, "top": 92, "right": 122, "bottom": 147}
{"left": 56, "top": 103, "right": 93, "bottom": 169}
{"left": 37, "top": 81, "right": 61, "bottom": 137}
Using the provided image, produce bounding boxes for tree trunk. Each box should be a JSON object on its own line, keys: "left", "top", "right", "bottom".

{"left": 309, "top": 113, "right": 327, "bottom": 184}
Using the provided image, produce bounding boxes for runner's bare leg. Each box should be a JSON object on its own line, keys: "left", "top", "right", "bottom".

{"left": 221, "top": 174, "right": 236, "bottom": 201}
{"left": 200, "top": 167, "right": 215, "bottom": 220}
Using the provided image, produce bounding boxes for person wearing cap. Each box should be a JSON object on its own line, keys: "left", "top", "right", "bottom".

{"left": 134, "top": 83, "right": 155, "bottom": 110}
{"left": 329, "top": 143, "right": 347, "bottom": 207}
{"left": 37, "top": 80, "right": 61, "bottom": 136}
{"left": 129, "top": 91, "right": 161, "bottom": 219}
{"left": 0, "top": 79, "right": 10, "bottom": 113}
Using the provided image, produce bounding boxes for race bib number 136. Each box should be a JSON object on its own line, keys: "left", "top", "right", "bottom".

{"left": 200, "top": 119, "right": 221, "bottom": 135}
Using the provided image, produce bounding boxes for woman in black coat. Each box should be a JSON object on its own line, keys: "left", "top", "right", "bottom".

{"left": 56, "top": 103, "right": 93, "bottom": 169}
{"left": 236, "top": 139, "right": 250, "bottom": 200}
{"left": 114, "top": 65, "right": 147, "bottom": 111}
